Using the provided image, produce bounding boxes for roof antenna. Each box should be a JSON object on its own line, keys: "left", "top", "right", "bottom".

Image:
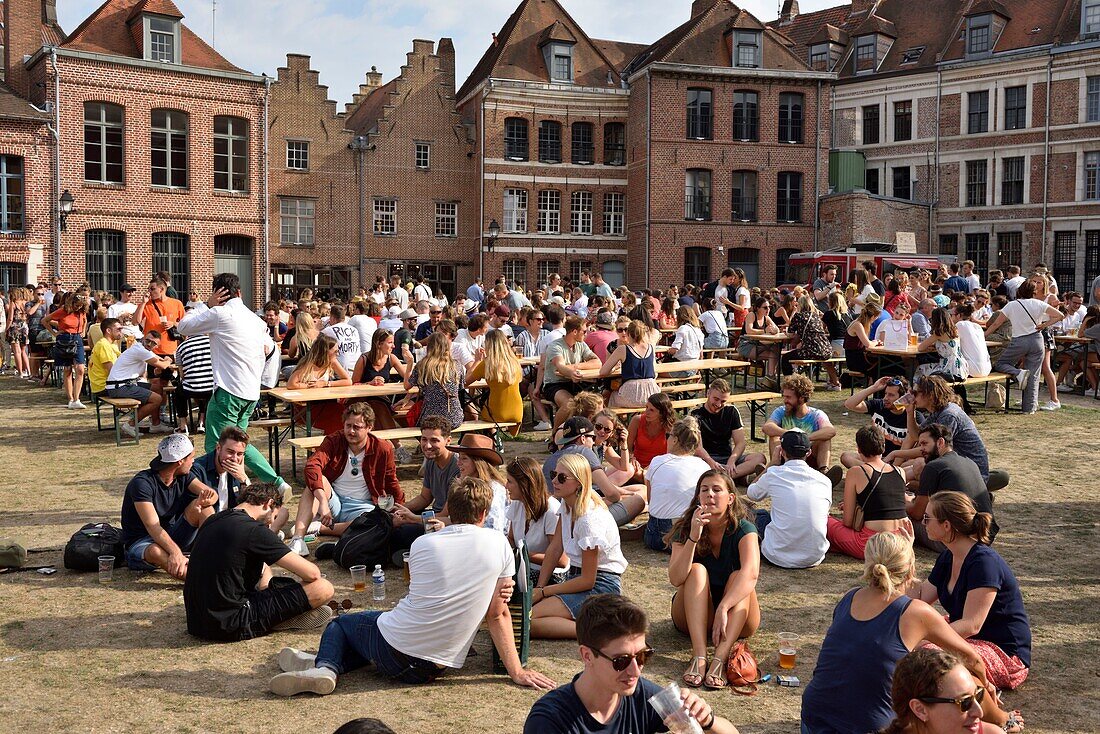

{"left": 212, "top": 0, "right": 217, "bottom": 49}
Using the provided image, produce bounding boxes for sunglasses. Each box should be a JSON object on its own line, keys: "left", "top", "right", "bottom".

{"left": 430, "top": 311, "right": 442, "bottom": 315}
{"left": 350, "top": 456, "right": 360, "bottom": 476}
{"left": 594, "top": 424, "right": 614, "bottom": 433}
{"left": 552, "top": 471, "right": 573, "bottom": 484}
{"left": 918, "top": 686, "right": 985, "bottom": 713}
{"left": 886, "top": 378, "right": 903, "bottom": 387}
{"left": 327, "top": 598, "right": 356, "bottom": 616}
{"left": 921, "top": 513, "right": 935, "bottom": 525}
{"left": 592, "top": 646, "right": 655, "bottom": 671}
{"left": 616, "top": 328, "right": 628, "bottom": 333}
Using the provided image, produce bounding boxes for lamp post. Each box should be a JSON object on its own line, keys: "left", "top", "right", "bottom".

{"left": 485, "top": 218, "right": 500, "bottom": 252}
{"left": 59, "top": 189, "right": 74, "bottom": 232}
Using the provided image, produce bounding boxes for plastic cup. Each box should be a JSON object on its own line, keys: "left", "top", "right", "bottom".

{"left": 377, "top": 494, "right": 395, "bottom": 512}
{"left": 350, "top": 564, "right": 368, "bottom": 592}
{"left": 647, "top": 682, "right": 702, "bottom": 734}
{"left": 402, "top": 552, "right": 411, "bottom": 583}
{"left": 98, "top": 555, "right": 115, "bottom": 584}
{"left": 778, "top": 632, "right": 800, "bottom": 669}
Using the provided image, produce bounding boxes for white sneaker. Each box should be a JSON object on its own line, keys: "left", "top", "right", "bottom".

{"left": 195, "top": 422, "right": 205, "bottom": 433}
{"left": 66, "top": 400, "right": 78, "bottom": 409}
{"left": 137, "top": 417, "right": 151, "bottom": 428}
{"left": 288, "top": 536, "right": 309, "bottom": 556}
{"left": 120, "top": 422, "right": 138, "bottom": 439}
{"left": 1040, "top": 400, "right": 1061, "bottom": 411}
{"left": 278, "top": 481, "right": 293, "bottom": 499}
{"left": 149, "top": 423, "right": 174, "bottom": 434}
{"left": 276, "top": 647, "right": 317, "bottom": 673}
{"left": 824, "top": 383, "right": 842, "bottom": 392}
{"left": 306, "top": 520, "right": 323, "bottom": 536}
{"left": 1057, "top": 383, "right": 1075, "bottom": 393}
{"left": 269, "top": 666, "right": 336, "bottom": 697}
{"left": 1014, "top": 369, "right": 1031, "bottom": 391}
{"left": 533, "top": 420, "right": 552, "bottom": 432}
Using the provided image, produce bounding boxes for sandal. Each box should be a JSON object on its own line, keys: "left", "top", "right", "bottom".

{"left": 682, "top": 656, "right": 707, "bottom": 688}
{"left": 1001, "top": 711, "right": 1024, "bottom": 733}
{"left": 703, "top": 657, "right": 728, "bottom": 690}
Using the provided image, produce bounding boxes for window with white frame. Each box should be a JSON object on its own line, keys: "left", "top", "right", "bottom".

{"left": 280, "top": 198, "right": 315, "bottom": 246}
{"left": 1088, "top": 77, "right": 1100, "bottom": 123}
{"left": 415, "top": 142, "right": 431, "bottom": 169}
{"left": 1083, "top": 0, "right": 1100, "bottom": 35}
{"left": 214, "top": 116, "right": 249, "bottom": 192}
{"left": 569, "top": 261, "right": 592, "bottom": 283}
{"left": 84, "top": 102, "right": 124, "bottom": 184}
{"left": 145, "top": 15, "right": 180, "bottom": 63}
{"left": 373, "top": 198, "right": 397, "bottom": 235}
{"left": 604, "top": 192, "right": 624, "bottom": 235}
{"left": 504, "top": 189, "right": 528, "bottom": 233}
{"left": 547, "top": 43, "right": 574, "bottom": 82}
{"left": 538, "top": 190, "right": 561, "bottom": 234}
{"left": 734, "top": 31, "right": 760, "bottom": 68}
{"left": 286, "top": 140, "right": 309, "bottom": 171}
{"left": 967, "top": 14, "right": 991, "bottom": 56}
{"left": 1086, "top": 152, "right": 1100, "bottom": 201}
{"left": 151, "top": 109, "right": 187, "bottom": 188}
{"left": 503, "top": 259, "right": 526, "bottom": 286}
{"left": 966, "top": 160, "right": 987, "bottom": 207}
{"left": 854, "top": 35, "right": 877, "bottom": 74}
{"left": 1001, "top": 157, "right": 1025, "bottom": 205}
{"left": 435, "top": 202, "right": 457, "bottom": 237}
{"left": 570, "top": 191, "right": 593, "bottom": 235}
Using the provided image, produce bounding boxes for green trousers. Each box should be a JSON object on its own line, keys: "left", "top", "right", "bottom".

{"left": 204, "top": 387, "right": 283, "bottom": 486}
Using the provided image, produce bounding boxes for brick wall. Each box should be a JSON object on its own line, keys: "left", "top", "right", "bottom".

{"left": 0, "top": 119, "right": 55, "bottom": 284}
{"left": 819, "top": 191, "right": 931, "bottom": 250}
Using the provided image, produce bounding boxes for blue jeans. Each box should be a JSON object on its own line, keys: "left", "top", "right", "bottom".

{"left": 315, "top": 611, "right": 442, "bottom": 684}
{"left": 125, "top": 514, "right": 199, "bottom": 570}
{"left": 643, "top": 517, "right": 674, "bottom": 552}
{"left": 754, "top": 509, "right": 772, "bottom": 540}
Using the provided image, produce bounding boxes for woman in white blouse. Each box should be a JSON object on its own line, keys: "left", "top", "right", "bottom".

{"left": 505, "top": 456, "right": 568, "bottom": 588}
{"left": 643, "top": 418, "right": 710, "bottom": 552}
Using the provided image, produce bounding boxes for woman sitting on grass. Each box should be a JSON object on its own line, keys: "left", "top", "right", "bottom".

{"left": 591, "top": 409, "right": 639, "bottom": 485}
{"left": 505, "top": 456, "right": 567, "bottom": 589}
{"left": 666, "top": 470, "right": 760, "bottom": 690}
{"left": 882, "top": 649, "right": 1005, "bottom": 734}
{"left": 643, "top": 418, "right": 709, "bottom": 552}
{"left": 627, "top": 392, "right": 675, "bottom": 469}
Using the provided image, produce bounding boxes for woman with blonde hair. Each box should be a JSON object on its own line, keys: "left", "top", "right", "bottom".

{"left": 644, "top": 417, "right": 709, "bottom": 551}
{"left": 288, "top": 333, "right": 353, "bottom": 434}
{"left": 801, "top": 527, "right": 1011, "bottom": 734}
{"left": 601, "top": 319, "right": 659, "bottom": 408}
{"left": 531, "top": 453, "right": 627, "bottom": 640}
{"left": 405, "top": 331, "right": 463, "bottom": 429}
{"left": 781, "top": 293, "right": 837, "bottom": 386}
{"left": 505, "top": 456, "right": 567, "bottom": 588}
{"left": 466, "top": 327, "right": 523, "bottom": 436}
{"left": 286, "top": 311, "right": 317, "bottom": 362}
{"left": 845, "top": 300, "right": 883, "bottom": 374}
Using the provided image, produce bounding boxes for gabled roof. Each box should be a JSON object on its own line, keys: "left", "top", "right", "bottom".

{"left": 591, "top": 38, "right": 650, "bottom": 72}
{"left": 125, "top": 0, "right": 183, "bottom": 23}
{"left": 809, "top": 24, "right": 849, "bottom": 45}
{"left": 0, "top": 84, "right": 51, "bottom": 122}
{"left": 851, "top": 14, "right": 898, "bottom": 38}
{"left": 939, "top": 0, "right": 1073, "bottom": 63}
{"left": 345, "top": 79, "right": 398, "bottom": 135}
{"left": 62, "top": 0, "right": 245, "bottom": 73}
{"left": 965, "top": 0, "right": 1011, "bottom": 19}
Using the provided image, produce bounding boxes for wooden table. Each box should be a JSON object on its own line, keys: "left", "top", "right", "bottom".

{"left": 867, "top": 340, "right": 1005, "bottom": 380}
{"left": 745, "top": 332, "right": 793, "bottom": 344}
{"left": 574, "top": 358, "right": 748, "bottom": 386}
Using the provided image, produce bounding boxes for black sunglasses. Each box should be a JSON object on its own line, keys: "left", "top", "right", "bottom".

{"left": 552, "top": 471, "right": 572, "bottom": 484}
{"left": 592, "top": 646, "right": 655, "bottom": 671}
{"left": 350, "top": 456, "right": 360, "bottom": 476}
{"left": 886, "top": 378, "right": 903, "bottom": 387}
{"left": 918, "top": 686, "right": 985, "bottom": 713}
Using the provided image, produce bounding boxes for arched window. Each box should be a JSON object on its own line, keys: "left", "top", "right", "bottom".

{"left": 571, "top": 122, "right": 593, "bottom": 164}
{"left": 152, "top": 232, "right": 190, "bottom": 297}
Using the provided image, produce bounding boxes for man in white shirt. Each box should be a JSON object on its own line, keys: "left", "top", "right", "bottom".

{"left": 387, "top": 275, "right": 409, "bottom": 311}
{"left": 488, "top": 304, "right": 514, "bottom": 340}
{"left": 269, "top": 477, "right": 556, "bottom": 695}
{"left": 321, "top": 304, "right": 362, "bottom": 373}
{"left": 177, "top": 272, "right": 287, "bottom": 493}
{"left": 107, "top": 283, "right": 139, "bottom": 319}
{"left": 1056, "top": 291, "right": 1086, "bottom": 332}
{"left": 453, "top": 313, "right": 489, "bottom": 369}
{"left": 347, "top": 301, "right": 378, "bottom": 353}
{"left": 1003, "top": 265, "right": 1025, "bottom": 299}
{"left": 412, "top": 277, "right": 433, "bottom": 304}
{"left": 106, "top": 331, "right": 174, "bottom": 438}
{"left": 747, "top": 430, "right": 831, "bottom": 569}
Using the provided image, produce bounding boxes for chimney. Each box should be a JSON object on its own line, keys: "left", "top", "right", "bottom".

{"left": 779, "top": 0, "right": 799, "bottom": 24}
{"left": 691, "top": 0, "right": 718, "bottom": 19}
{"left": 365, "top": 66, "right": 383, "bottom": 88}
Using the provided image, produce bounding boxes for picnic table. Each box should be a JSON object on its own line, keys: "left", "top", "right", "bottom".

{"left": 574, "top": 357, "right": 748, "bottom": 386}
{"left": 867, "top": 340, "right": 1004, "bottom": 380}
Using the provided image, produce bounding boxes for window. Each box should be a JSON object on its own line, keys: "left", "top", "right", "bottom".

{"left": 85, "top": 230, "right": 125, "bottom": 295}
{"left": 968, "top": 91, "right": 989, "bottom": 134}
{"left": 686, "top": 88, "right": 713, "bottom": 140}
{"left": 569, "top": 261, "right": 592, "bottom": 283}
{"left": 146, "top": 15, "right": 179, "bottom": 63}
{"left": 150, "top": 109, "right": 187, "bottom": 188}
{"left": 1085, "top": 231, "right": 1100, "bottom": 289}
{"left": 280, "top": 198, "right": 315, "bottom": 246}
{"left": 503, "top": 259, "right": 526, "bottom": 286}
{"left": 602, "top": 260, "right": 626, "bottom": 288}
{"left": 967, "top": 14, "right": 991, "bottom": 56}
{"left": 214, "top": 116, "right": 249, "bottom": 192}
{"left": 809, "top": 44, "right": 828, "bottom": 69}
{"left": 373, "top": 198, "right": 396, "bottom": 235}
{"left": 546, "top": 43, "right": 574, "bottom": 82}
{"left": 966, "top": 160, "right": 987, "bottom": 207}
{"left": 775, "top": 248, "right": 799, "bottom": 286}
{"left": 270, "top": 265, "right": 351, "bottom": 302}
{"left": 0, "top": 263, "right": 26, "bottom": 290}
{"left": 863, "top": 105, "right": 880, "bottom": 144}
{"left": 996, "top": 232, "right": 1022, "bottom": 269}
{"left": 734, "top": 31, "right": 760, "bottom": 68}
{"left": 854, "top": 35, "right": 877, "bottom": 74}
{"left": 777, "top": 172, "right": 802, "bottom": 222}
{"left": 684, "top": 169, "right": 712, "bottom": 220}
{"left": 286, "top": 140, "right": 308, "bottom": 171}
{"left": 938, "top": 234, "right": 959, "bottom": 256}
{"left": 727, "top": 247, "right": 759, "bottom": 286}
{"left": 892, "top": 166, "right": 911, "bottom": 200}
{"left": 732, "top": 91, "right": 759, "bottom": 141}
{"left": 415, "top": 142, "right": 430, "bottom": 170}
{"left": 537, "top": 260, "right": 560, "bottom": 286}
{"left": 1004, "top": 87, "right": 1026, "bottom": 130}
{"left": 538, "top": 190, "right": 561, "bottom": 234}
{"left": 900, "top": 46, "right": 925, "bottom": 64}
{"left": 865, "top": 167, "right": 879, "bottom": 195}
{"left": 1001, "top": 157, "right": 1025, "bottom": 205}
{"left": 84, "top": 102, "right": 124, "bottom": 184}
{"left": 1088, "top": 77, "right": 1100, "bottom": 123}
{"left": 504, "top": 118, "right": 529, "bottom": 160}
{"left": 965, "top": 233, "right": 989, "bottom": 275}
{"left": 894, "top": 101, "right": 912, "bottom": 142}
{"left": 778, "top": 93, "right": 803, "bottom": 143}
{"left": 539, "top": 121, "right": 562, "bottom": 163}
{"left": 152, "top": 232, "right": 189, "bottom": 296}
{"left": 0, "top": 156, "right": 23, "bottom": 233}
{"left": 1086, "top": 151, "right": 1100, "bottom": 200}
{"left": 731, "top": 170, "right": 757, "bottom": 221}
{"left": 434, "top": 202, "right": 457, "bottom": 238}
{"left": 1053, "top": 231, "right": 1077, "bottom": 289}
{"left": 604, "top": 122, "right": 625, "bottom": 166}
{"left": 571, "top": 122, "right": 594, "bottom": 164}
{"left": 503, "top": 189, "right": 527, "bottom": 233}
{"left": 604, "top": 192, "right": 625, "bottom": 235}
{"left": 1086, "top": 0, "right": 1100, "bottom": 35}
{"left": 571, "top": 191, "right": 593, "bottom": 235}
{"left": 684, "top": 247, "right": 710, "bottom": 286}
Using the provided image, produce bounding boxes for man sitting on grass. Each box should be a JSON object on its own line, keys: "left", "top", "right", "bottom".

{"left": 690, "top": 378, "right": 767, "bottom": 482}
{"left": 120, "top": 434, "right": 217, "bottom": 579}
{"left": 524, "top": 594, "right": 739, "bottom": 734}
{"left": 840, "top": 376, "right": 910, "bottom": 468}
{"left": 268, "top": 477, "right": 557, "bottom": 695}
{"left": 105, "top": 329, "right": 175, "bottom": 438}
{"left": 761, "top": 374, "right": 842, "bottom": 485}
{"left": 192, "top": 427, "right": 289, "bottom": 535}
{"left": 184, "top": 483, "right": 334, "bottom": 641}
{"left": 390, "top": 417, "right": 460, "bottom": 558}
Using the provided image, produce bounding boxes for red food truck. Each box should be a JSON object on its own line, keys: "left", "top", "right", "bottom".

{"left": 782, "top": 248, "right": 957, "bottom": 290}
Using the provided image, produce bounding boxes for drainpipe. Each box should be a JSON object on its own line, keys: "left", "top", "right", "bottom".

{"left": 1040, "top": 53, "right": 1053, "bottom": 266}
{"left": 262, "top": 75, "right": 271, "bottom": 304}
{"left": 813, "top": 79, "right": 822, "bottom": 251}
{"left": 356, "top": 143, "right": 365, "bottom": 284}
{"left": 932, "top": 68, "right": 942, "bottom": 253}
{"left": 51, "top": 48, "right": 61, "bottom": 280}
{"left": 645, "top": 69, "right": 652, "bottom": 289}
{"left": 479, "top": 85, "right": 488, "bottom": 279}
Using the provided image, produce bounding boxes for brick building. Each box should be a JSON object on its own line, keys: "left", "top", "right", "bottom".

{"left": 24, "top": 0, "right": 268, "bottom": 304}
{"left": 777, "top": 0, "right": 1100, "bottom": 292}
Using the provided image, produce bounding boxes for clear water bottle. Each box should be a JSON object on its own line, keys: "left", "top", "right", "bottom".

{"left": 372, "top": 564, "right": 386, "bottom": 602}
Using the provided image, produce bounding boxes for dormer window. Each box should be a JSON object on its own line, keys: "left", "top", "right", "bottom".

{"left": 545, "top": 43, "right": 574, "bottom": 83}
{"left": 1084, "top": 0, "right": 1100, "bottom": 36}
{"left": 145, "top": 15, "right": 180, "bottom": 63}
{"left": 734, "top": 31, "right": 761, "bottom": 68}
{"left": 967, "top": 14, "right": 992, "bottom": 57}
{"left": 854, "top": 35, "right": 877, "bottom": 74}
{"left": 809, "top": 43, "right": 829, "bottom": 70}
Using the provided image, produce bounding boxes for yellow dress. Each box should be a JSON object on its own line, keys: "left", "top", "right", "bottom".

{"left": 468, "top": 361, "right": 523, "bottom": 436}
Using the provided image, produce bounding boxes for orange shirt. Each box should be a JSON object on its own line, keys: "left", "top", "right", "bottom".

{"left": 141, "top": 297, "right": 186, "bottom": 355}
{"left": 48, "top": 308, "right": 86, "bottom": 335}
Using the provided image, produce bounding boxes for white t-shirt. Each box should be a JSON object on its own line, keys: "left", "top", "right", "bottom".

{"left": 561, "top": 500, "right": 628, "bottom": 574}
{"left": 671, "top": 325, "right": 704, "bottom": 361}
{"left": 536, "top": 327, "right": 566, "bottom": 355}
{"left": 486, "top": 480, "right": 509, "bottom": 534}
{"left": 956, "top": 320, "right": 992, "bottom": 377}
{"left": 1004, "top": 276, "right": 1026, "bottom": 299}
{"left": 506, "top": 497, "right": 562, "bottom": 572}
{"left": 322, "top": 322, "right": 362, "bottom": 373}
{"left": 331, "top": 449, "right": 371, "bottom": 502}
{"left": 348, "top": 314, "right": 377, "bottom": 353}
{"left": 965, "top": 274, "right": 982, "bottom": 291}
{"left": 106, "top": 343, "right": 157, "bottom": 382}
{"left": 1001, "top": 299, "right": 1049, "bottom": 339}
{"left": 700, "top": 309, "right": 725, "bottom": 337}
{"left": 107, "top": 301, "right": 138, "bottom": 319}
{"left": 1058, "top": 305, "right": 1086, "bottom": 333}
{"left": 413, "top": 284, "right": 433, "bottom": 303}
{"left": 377, "top": 524, "right": 514, "bottom": 668}
{"left": 646, "top": 453, "right": 710, "bottom": 520}
{"left": 852, "top": 284, "right": 876, "bottom": 315}
{"left": 714, "top": 283, "right": 729, "bottom": 313}
{"left": 388, "top": 287, "right": 409, "bottom": 310}
{"left": 747, "top": 460, "right": 831, "bottom": 569}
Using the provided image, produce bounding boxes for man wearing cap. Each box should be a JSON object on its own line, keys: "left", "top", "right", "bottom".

{"left": 747, "top": 430, "right": 832, "bottom": 569}
{"left": 762, "top": 374, "right": 840, "bottom": 484}
{"left": 106, "top": 329, "right": 175, "bottom": 439}
{"left": 107, "top": 283, "right": 139, "bottom": 319}
{"left": 120, "top": 434, "right": 218, "bottom": 579}
{"left": 414, "top": 304, "right": 445, "bottom": 343}
{"left": 584, "top": 310, "right": 618, "bottom": 362}
{"left": 488, "top": 304, "right": 514, "bottom": 340}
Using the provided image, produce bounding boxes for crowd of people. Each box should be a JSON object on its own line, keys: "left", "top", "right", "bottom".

{"left": 1, "top": 258, "right": 1082, "bottom": 732}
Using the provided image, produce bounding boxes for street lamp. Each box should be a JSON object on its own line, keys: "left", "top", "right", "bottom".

{"left": 485, "top": 219, "right": 500, "bottom": 252}
{"left": 59, "top": 189, "right": 74, "bottom": 232}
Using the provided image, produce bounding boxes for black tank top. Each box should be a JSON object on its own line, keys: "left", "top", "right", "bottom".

{"left": 359, "top": 357, "right": 395, "bottom": 384}
{"left": 856, "top": 465, "right": 907, "bottom": 521}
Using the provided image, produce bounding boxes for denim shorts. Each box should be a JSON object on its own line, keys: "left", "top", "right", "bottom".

{"left": 125, "top": 514, "right": 199, "bottom": 570}
{"left": 54, "top": 333, "right": 85, "bottom": 366}
{"left": 643, "top": 517, "right": 674, "bottom": 552}
{"left": 557, "top": 569, "right": 622, "bottom": 619}
{"left": 328, "top": 493, "right": 377, "bottom": 523}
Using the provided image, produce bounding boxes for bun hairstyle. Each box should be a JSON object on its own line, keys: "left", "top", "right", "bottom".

{"left": 927, "top": 491, "right": 994, "bottom": 545}
{"left": 861, "top": 531, "right": 915, "bottom": 599}
{"left": 668, "top": 416, "right": 701, "bottom": 455}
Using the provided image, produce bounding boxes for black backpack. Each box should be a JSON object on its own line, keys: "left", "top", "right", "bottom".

{"left": 64, "top": 523, "right": 124, "bottom": 572}
{"left": 333, "top": 509, "right": 393, "bottom": 570}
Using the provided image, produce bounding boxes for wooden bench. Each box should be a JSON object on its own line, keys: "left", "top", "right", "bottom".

{"left": 287, "top": 421, "right": 517, "bottom": 465}
{"left": 250, "top": 417, "right": 293, "bottom": 475}
{"left": 660, "top": 382, "right": 706, "bottom": 397}
{"left": 789, "top": 356, "right": 846, "bottom": 384}
{"left": 957, "top": 372, "right": 1012, "bottom": 412}
{"left": 611, "top": 390, "right": 780, "bottom": 442}
{"left": 98, "top": 397, "right": 141, "bottom": 446}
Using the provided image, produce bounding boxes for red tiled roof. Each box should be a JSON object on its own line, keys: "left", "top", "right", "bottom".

{"left": 590, "top": 38, "right": 649, "bottom": 72}
{"left": 125, "top": 0, "right": 183, "bottom": 23}
{"left": 851, "top": 14, "right": 897, "bottom": 38}
{"left": 0, "top": 83, "right": 51, "bottom": 122}
{"left": 939, "top": 0, "right": 1072, "bottom": 63}
{"left": 537, "top": 20, "right": 576, "bottom": 46}
{"left": 345, "top": 79, "right": 398, "bottom": 134}
{"left": 769, "top": 4, "right": 850, "bottom": 49}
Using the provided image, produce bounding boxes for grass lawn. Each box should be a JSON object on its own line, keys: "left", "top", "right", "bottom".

{"left": 1, "top": 378, "right": 1098, "bottom": 733}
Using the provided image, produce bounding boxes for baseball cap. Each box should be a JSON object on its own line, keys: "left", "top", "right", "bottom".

{"left": 595, "top": 311, "right": 615, "bottom": 330}
{"left": 780, "top": 429, "right": 811, "bottom": 459}
{"left": 149, "top": 433, "right": 194, "bottom": 470}
{"left": 493, "top": 304, "right": 511, "bottom": 318}
{"left": 557, "top": 416, "right": 595, "bottom": 445}
{"left": 120, "top": 283, "right": 136, "bottom": 292}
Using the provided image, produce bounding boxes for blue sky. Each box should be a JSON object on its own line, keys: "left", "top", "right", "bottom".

{"left": 58, "top": 0, "right": 837, "bottom": 103}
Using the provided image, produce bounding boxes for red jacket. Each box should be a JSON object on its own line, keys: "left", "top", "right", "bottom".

{"left": 304, "top": 432, "right": 404, "bottom": 504}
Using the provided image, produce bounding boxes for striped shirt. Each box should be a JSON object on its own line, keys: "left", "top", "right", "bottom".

{"left": 175, "top": 335, "right": 215, "bottom": 392}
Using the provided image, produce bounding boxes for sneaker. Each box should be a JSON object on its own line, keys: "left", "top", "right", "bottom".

{"left": 278, "top": 481, "right": 293, "bottom": 500}
{"left": 824, "top": 383, "right": 842, "bottom": 392}
{"left": 532, "top": 420, "right": 552, "bottom": 432}
{"left": 1040, "top": 400, "right": 1061, "bottom": 411}
{"left": 195, "top": 422, "right": 205, "bottom": 434}
{"left": 276, "top": 647, "right": 317, "bottom": 673}
{"left": 269, "top": 666, "right": 337, "bottom": 697}
{"left": 137, "top": 417, "right": 151, "bottom": 428}
{"left": 149, "top": 423, "right": 174, "bottom": 435}
{"left": 72, "top": 400, "right": 86, "bottom": 410}
{"left": 120, "top": 422, "right": 138, "bottom": 439}
{"left": 1057, "top": 383, "right": 1076, "bottom": 393}
{"left": 306, "top": 520, "right": 323, "bottom": 536}
{"left": 1014, "top": 369, "right": 1031, "bottom": 391}
{"left": 271, "top": 604, "right": 334, "bottom": 632}
{"left": 175, "top": 425, "right": 189, "bottom": 435}
{"left": 823, "top": 465, "right": 844, "bottom": 488}
{"left": 66, "top": 400, "right": 78, "bottom": 409}
{"left": 394, "top": 445, "right": 413, "bottom": 464}
{"left": 288, "top": 536, "right": 309, "bottom": 556}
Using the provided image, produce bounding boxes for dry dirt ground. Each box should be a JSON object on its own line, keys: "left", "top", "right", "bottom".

{"left": 1, "top": 379, "right": 1098, "bottom": 733}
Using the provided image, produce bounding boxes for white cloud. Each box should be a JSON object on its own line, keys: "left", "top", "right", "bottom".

{"left": 58, "top": 0, "right": 839, "bottom": 105}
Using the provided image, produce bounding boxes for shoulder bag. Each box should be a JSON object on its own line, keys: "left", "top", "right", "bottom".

{"left": 725, "top": 640, "right": 761, "bottom": 695}
{"left": 851, "top": 466, "right": 884, "bottom": 532}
